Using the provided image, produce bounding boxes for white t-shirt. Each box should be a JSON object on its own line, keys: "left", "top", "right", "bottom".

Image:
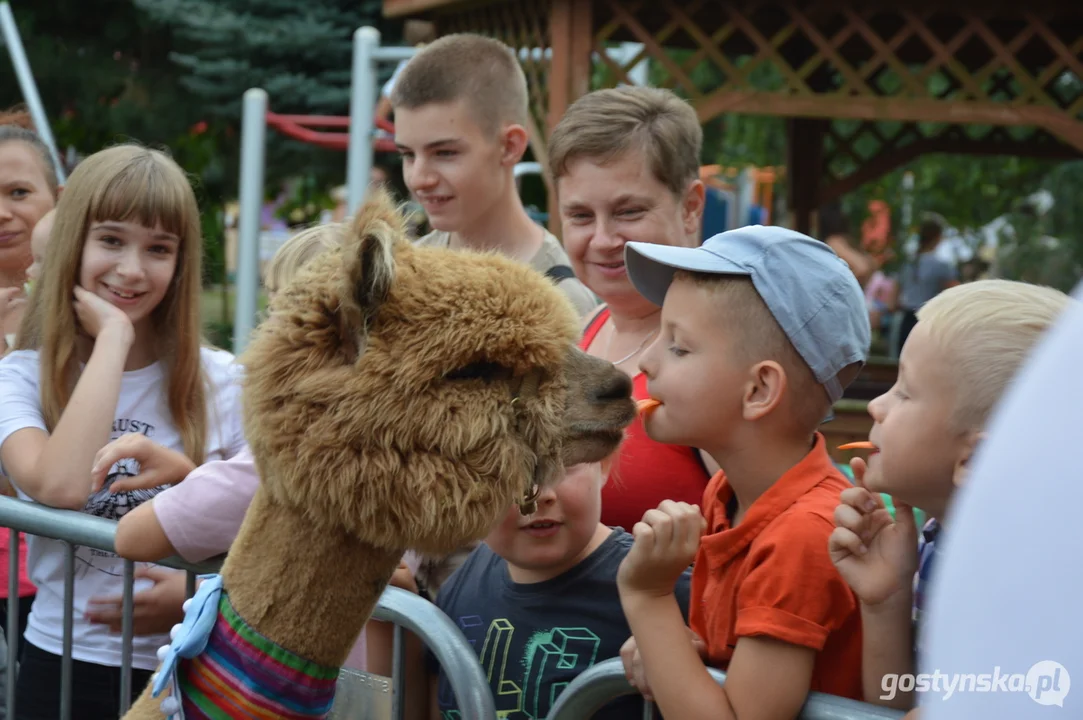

{"left": 0, "top": 346, "right": 247, "bottom": 670}
{"left": 919, "top": 283, "right": 1083, "bottom": 718}
{"left": 381, "top": 59, "right": 409, "bottom": 99}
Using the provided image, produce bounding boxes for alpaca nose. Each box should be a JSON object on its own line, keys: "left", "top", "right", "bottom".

{"left": 593, "top": 370, "right": 633, "bottom": 403}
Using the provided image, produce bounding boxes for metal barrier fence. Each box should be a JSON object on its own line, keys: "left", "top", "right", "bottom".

{"left": 0, "top": 494, "right": 496, "bottom": 720}
{"left": 370, "top": 587, "right": 496, "bottom": 719}
{"left": 0, "top": 494, "right": 910, "bottom": 720}
{"left": 547, "top": 659, "right": 908, "bottom": 720}
{"left": 0, "top": 495, "right": 215, "bottom": 719}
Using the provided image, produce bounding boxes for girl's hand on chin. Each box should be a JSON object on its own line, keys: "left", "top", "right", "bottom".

{"left": 73, "top": 286, "right": 134, "bottom": 341}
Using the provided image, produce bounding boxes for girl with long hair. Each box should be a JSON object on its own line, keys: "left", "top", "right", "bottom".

{"left": 0, "top": 144, "right": 246, "bottom": 719}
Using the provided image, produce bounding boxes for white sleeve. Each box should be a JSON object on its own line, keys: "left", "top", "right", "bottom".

{"left": 202, "top": 348, "right": 248, "bottom": 460}
{"left": 0, "top": 351, "right": 46, "bottom": 479}
{"left": 920, "top": 283, "right": 1083, "bottom": 718}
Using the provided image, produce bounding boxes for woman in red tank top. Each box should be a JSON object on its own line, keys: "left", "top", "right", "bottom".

{"left": 550, "top": 86, "right": 714, "bottom": 531}
{"left": 578, "top": 308, "right": 711, "bottom": 530}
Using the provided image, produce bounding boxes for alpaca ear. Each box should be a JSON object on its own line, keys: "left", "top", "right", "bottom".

{"left": 338, "top": 191, "right": 399, "bottom": 357}
{"left": 352, "top": 230, "right": 394, "bottom": 321}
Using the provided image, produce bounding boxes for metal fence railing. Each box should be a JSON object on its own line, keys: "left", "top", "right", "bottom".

{"left": 0, "top": 494, "right": 496, "bottom": 720}
{"left": 0, "top": 495, "right": 217, "bottom": 719}
{"left": 369, "top": 587, "right": 496, "bottom": 719}
{"left": 0, "top": 494, "right": 909, "bottom": 720}
{"left": 546, "top": 658, "right": 908, "bottom": 720}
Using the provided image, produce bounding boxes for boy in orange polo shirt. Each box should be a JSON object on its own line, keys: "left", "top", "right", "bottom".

{"left": 615, "top": 226, "right": 871, "bottom": 718}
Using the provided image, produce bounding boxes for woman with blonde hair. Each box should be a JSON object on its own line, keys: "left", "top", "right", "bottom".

{"left": 548, "top": 86, "right": 717, "bottom": 532}
{"left": 0, "top": 144, "right": 247, "bottom": 718}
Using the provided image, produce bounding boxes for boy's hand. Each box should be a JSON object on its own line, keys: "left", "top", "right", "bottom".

{"left": 617, "top": 500, "right": 705, "bottom": 598}
{"left": 389, "top": 560, "right": 419, "bottom": 594}
{"left": 620, "top": 629, "right": 707, "bottom": 702}
{"left": 829, "top": 457, "right": 919, "bottom": 607}
{"left": 91, "top": 434, "right": 196, "bottom": 493}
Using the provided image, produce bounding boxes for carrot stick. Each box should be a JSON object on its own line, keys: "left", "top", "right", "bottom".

{"left": 837, "top": 441, "right": 877, "bottom": 450}
{"left": 636, "top": 398, "right": 662, "bottom": 415}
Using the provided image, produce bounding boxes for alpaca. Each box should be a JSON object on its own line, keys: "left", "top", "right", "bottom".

{"left": 122, "top": 190, "right": 636, "bottom": 719}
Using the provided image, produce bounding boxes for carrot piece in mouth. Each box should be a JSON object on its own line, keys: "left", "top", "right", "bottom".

{"left": 837, "top": 441, "right": 877, "bottom": 450}
{"left": 636, "top": 398, "right": 662, "bottom": 415}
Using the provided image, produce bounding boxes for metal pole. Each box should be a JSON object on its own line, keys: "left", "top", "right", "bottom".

{"left": 6, "top": 530, "right": 17, "bottom": 720}
{"left": 0, "top": 2, "right": 66, "bottom": 183}
{"left": 233, "top": 88, "right": 268, "bottom": 356}
{"left": 347, "top": 27, "right": 380, "bottom": 217}
{"left": 118, "top": 560, "right": 135, "bottom": 714}
{"left": 391, "top": 625, "right": 406, "bottom": 720}
{"left": 60, "top": 543, "right": 74, "bottom": 720}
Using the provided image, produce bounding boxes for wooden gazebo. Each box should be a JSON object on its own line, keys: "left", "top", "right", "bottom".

{"left": 384, "top": 0, "right": 1083, "bottom": 234}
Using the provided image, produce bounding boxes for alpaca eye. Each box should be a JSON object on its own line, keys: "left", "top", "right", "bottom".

{"left": 445, "top": 361, "right": 513, "bottom": 383}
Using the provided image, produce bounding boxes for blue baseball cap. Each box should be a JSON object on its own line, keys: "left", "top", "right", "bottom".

{"left": 625, "top": 226, "right": 870, "bottom": 403}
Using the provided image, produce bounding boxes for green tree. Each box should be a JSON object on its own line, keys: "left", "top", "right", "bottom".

{"left": 134, "top": 0, "right": 405, "bottom": 191}
{"left": 845, "top": 154, "right": 1055, "bottom": 238}
{"left": 0, "top": 0, "right": 231, "bottom": 286}
{"left": 0, "top": 0, "right": 206, "bottom": 162}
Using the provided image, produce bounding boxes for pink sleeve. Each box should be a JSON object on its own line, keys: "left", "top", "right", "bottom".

{"left": 152, "top": 446, "right": 260, "bottom": 562}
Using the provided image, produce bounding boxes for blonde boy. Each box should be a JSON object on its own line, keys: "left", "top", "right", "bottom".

{"left": 829, "top": 279, "right": 1072, "bottom": 712}
{"left": 390, "top": 33, "right": 597, "bottom": 317}
{"left": 617, "top": 227, "right": 871, "bottom": 718}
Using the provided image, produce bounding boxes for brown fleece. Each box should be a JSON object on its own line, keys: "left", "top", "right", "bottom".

{"left": 122, "top": 190, "right": 635, "bottom": 719}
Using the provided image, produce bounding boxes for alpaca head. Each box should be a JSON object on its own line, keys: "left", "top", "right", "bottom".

{"left": 240, "top": 190, "right": 635, "bottom": 554}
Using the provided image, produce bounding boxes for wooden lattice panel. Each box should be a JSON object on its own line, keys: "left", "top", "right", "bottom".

{"left": 592, "top": 0, "right": 1083, "bottom": 156}
{"left": 820, "top": 121, "right": 1078, "bottom": 201}
{"left": 437, "top": 0, "right": 553, "bottom": 157}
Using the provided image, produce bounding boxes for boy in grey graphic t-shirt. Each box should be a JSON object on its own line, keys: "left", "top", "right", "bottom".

{"left": 369, "top": 460, "right": 692, "bottom": 719}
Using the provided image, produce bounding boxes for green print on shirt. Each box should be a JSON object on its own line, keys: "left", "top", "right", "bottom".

{"left": 445, "top": 616, "right": 602, "bottom": 720}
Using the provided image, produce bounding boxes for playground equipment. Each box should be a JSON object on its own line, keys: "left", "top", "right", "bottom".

{"left": 700, "top": 165, "right": 780, "bottom": 236}
{"left": 232, "top": 29, "right": 415, "bottom": 354}
{"left": 264, "top": 113, "right": 396, "bottom": 153}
